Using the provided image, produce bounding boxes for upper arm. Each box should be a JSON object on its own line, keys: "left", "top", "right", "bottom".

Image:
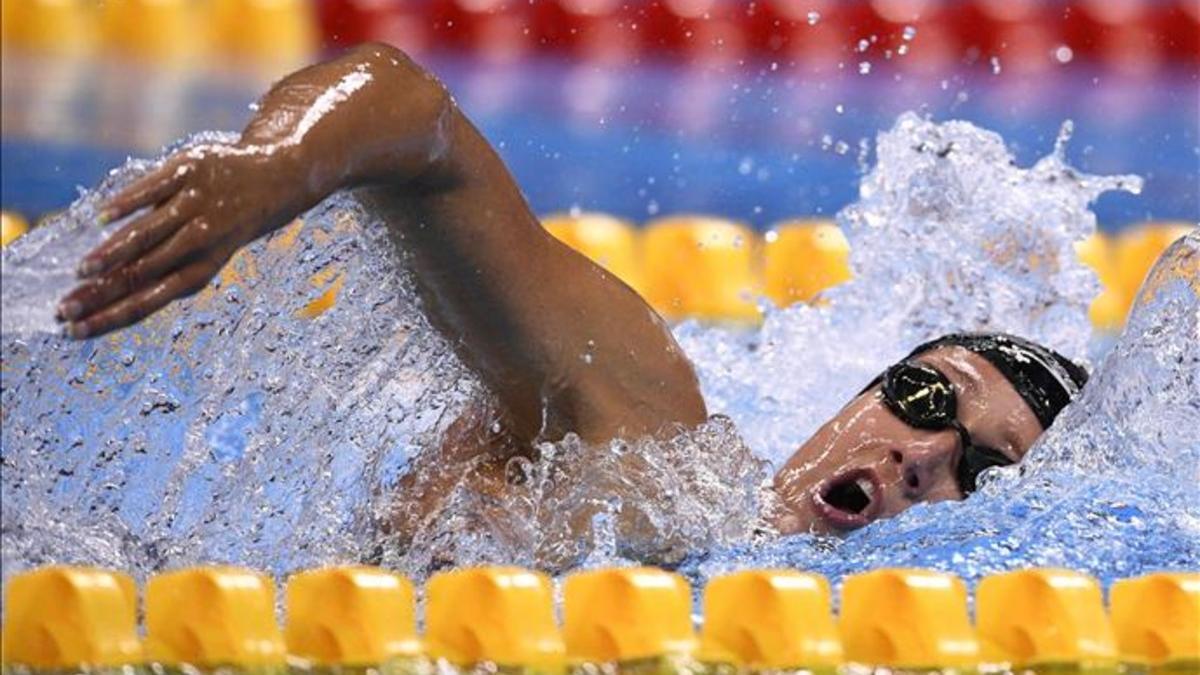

{"left": 362, "top": 111, "right": 706, "bottom": 445}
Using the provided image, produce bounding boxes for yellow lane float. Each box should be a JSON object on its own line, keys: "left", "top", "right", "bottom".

{"left": 1113, "top": 222, "right": 1197, "bottom": 319}
{"left": 3, "top": 564, "right": 1200, "bottom": 675}
{"left": 563, "top": 567, "right": 696, "bottom": 667}
{"left": 764, "top": 219, "right": 852, "bottom": 306}
{"left": 4, "top": 0, "right": 95, "bottom": 55}
{"left": 424, "top": 567, "right": 564, "bottom": 671}
{"left": 1, "top": 212, "right": 30, "bottom": 248}
{"left": 641, "top": 215, "right": 761, "bottom": 322}
{"left": 101, "top": 0, "right": 197, "bottom": 63}
{"left": 1075, "top": 232, "right": 1128, "bottom": 333}
{"left": 209, "top": 0, "right": 317, "bottom": 65}
{"left": 977, "top": 568, "right": 1117, "bottom": 673}
{"left": 839, "top": 568, "right": 979, "bottom": 673}
{"left": 1111, "top": 572, "right": 1200, "bottom": 674}
{"left": 285, "top": 566, "right": 422, "bottom": 667}
{"left": 1, "top": 566, "right": 141, "bottom": 670}
{"left": 700, "top": 569, "right": 841, "bottom": 672}
{"left": 144, "top": 566, "right": 285, "bottom": 667}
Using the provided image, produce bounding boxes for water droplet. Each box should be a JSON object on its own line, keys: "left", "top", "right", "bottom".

{"left": 806, "top": 10, "right": 820, "bottom": 25}
{"left": 858, "top": 61, "right": 872, "bottom": 75}
{"left": 738, "top": 157, "right": 754, "bottom": 175}
{"left": 1054, "top": 45, "right": 1074, "bottom": 64}
{"left": 856, "top": 38, "right": 870, "bottom": 52}
{"left": 902, "top": 25, "right": 917, "bottom": 41}
{"left": 835, "top": 103, "right": 845, "bottom": 114}
{"left": 990, "top": 56, "right": 1002, "bottom": 75}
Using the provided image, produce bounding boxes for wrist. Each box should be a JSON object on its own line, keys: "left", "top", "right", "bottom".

{"left": 245, "top": 141, "right": 334, "bottom": 212}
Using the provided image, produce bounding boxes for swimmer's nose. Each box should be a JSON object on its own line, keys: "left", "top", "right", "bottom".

{"left": 889, "top": 439, "right": 957, "bottom": 500}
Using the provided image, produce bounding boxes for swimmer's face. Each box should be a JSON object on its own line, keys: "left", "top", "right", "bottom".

{"left": 767, "top": 347, "right": 1044, "bottom": 535}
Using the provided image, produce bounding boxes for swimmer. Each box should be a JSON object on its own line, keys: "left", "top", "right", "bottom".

{"left": 55, "top": 44, "right": 1088, "bottom": 537}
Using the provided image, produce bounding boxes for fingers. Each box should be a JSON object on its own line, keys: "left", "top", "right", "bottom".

{"left": 78, "top": 192, "right": 193, "bottom": 278}
{"left": 131, "top": 219, "right": 214, "bottom": 283}
{"left": 63, "top": 258, "right": 217, "bottom": 339}
{"left": 100, "top": 157, "right": 191, "bottom": 223}
{"left": 59, "top": 218, "right": 213, "bottom": 324}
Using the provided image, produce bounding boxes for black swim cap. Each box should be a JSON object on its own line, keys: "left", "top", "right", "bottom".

{"left": 905, "top": 332, "right": 1089, "bottom": 430}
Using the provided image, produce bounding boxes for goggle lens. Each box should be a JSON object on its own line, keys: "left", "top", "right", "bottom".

{"left": 876, "top": 361, "right": 1014, "bottom": 495}
{"left": 882, "top": 362, "right": 957, "bottom": 429}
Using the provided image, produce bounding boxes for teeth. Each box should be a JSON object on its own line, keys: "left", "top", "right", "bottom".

{"left": 856, "top": 477, "right": 875, "bottom": 499}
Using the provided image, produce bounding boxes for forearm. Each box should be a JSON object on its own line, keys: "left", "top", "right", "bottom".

{"left": 237, "top": 42, "right": 455, "bottom": 210}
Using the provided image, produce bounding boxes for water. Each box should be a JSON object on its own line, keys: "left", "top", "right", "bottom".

{"left": 684, "top": 228, "right": 1200, "bottom": 594}
{"left": 1, "top": 132, "right": 488, "bottom": 575}
{"left": 2, "top": 115, "right": 1196, "bottom": 593}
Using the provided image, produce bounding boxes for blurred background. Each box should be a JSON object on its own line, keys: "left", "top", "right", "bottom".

{"left": 1, "top": 0, "right": 1197, "bottom": 329}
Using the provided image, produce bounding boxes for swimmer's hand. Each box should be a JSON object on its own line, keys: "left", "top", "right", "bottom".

{"left": 57, "top": 43, "right": 455, "bottom": 339}
{"left": 57, "top": 143, "right": 304, "bottom": 338}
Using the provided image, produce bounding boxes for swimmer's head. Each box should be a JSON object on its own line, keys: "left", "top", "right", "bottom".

{"left": 766, "top": 333, "right": 1088, "bottom": 535}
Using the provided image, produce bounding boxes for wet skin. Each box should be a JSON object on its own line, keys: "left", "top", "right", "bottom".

{"left": 57, "top": 44, "right": 1046, "bottom": 538}
{"left": 769, "top": 347, "right": 1044, "bottom": 535}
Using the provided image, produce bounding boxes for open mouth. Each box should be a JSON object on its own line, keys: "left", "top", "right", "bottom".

{"left": 812, "top": 467, "right": 883, "bottom": 530}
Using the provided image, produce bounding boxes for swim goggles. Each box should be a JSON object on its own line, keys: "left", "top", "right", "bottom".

{"left": 868, "top": 361, "right": 1014, "bottom": 495}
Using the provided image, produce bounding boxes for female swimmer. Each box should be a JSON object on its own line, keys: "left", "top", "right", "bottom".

{"left": 55, "top": 44, "right": 1087, "bottom": 536}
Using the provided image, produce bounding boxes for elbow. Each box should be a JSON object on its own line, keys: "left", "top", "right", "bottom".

{"left": 355, "top": 42, "right": 458, "bottom": 179}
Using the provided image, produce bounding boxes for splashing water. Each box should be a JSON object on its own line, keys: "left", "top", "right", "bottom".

{"left": 3, "top": 114, "right": 1196, "bottom": 591}
{"left": 679, "top": 113, "right": 1140, "bottom": 465}
{"left": 2, "top": 133, "right": 489, "bottom": 576}
{"left": 683, "top": 229, "right": 1200, "bottom": 592}
{"left": 0, "top": 134, "right": 765, "bottom": 580}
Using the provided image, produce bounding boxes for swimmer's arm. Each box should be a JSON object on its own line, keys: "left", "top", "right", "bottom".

{"left": 62, "top": 43, "right": 706, "bottom": 444}
{"left": 59, "top": 43, "right": 452, "bottom": 332}
{"left": 349, "top": 66, "right": 708, "bottom": 444}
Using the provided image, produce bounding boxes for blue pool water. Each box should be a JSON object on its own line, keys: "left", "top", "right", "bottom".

{"left": 3, "top": 54, "right": 1198, "bottom": 229}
